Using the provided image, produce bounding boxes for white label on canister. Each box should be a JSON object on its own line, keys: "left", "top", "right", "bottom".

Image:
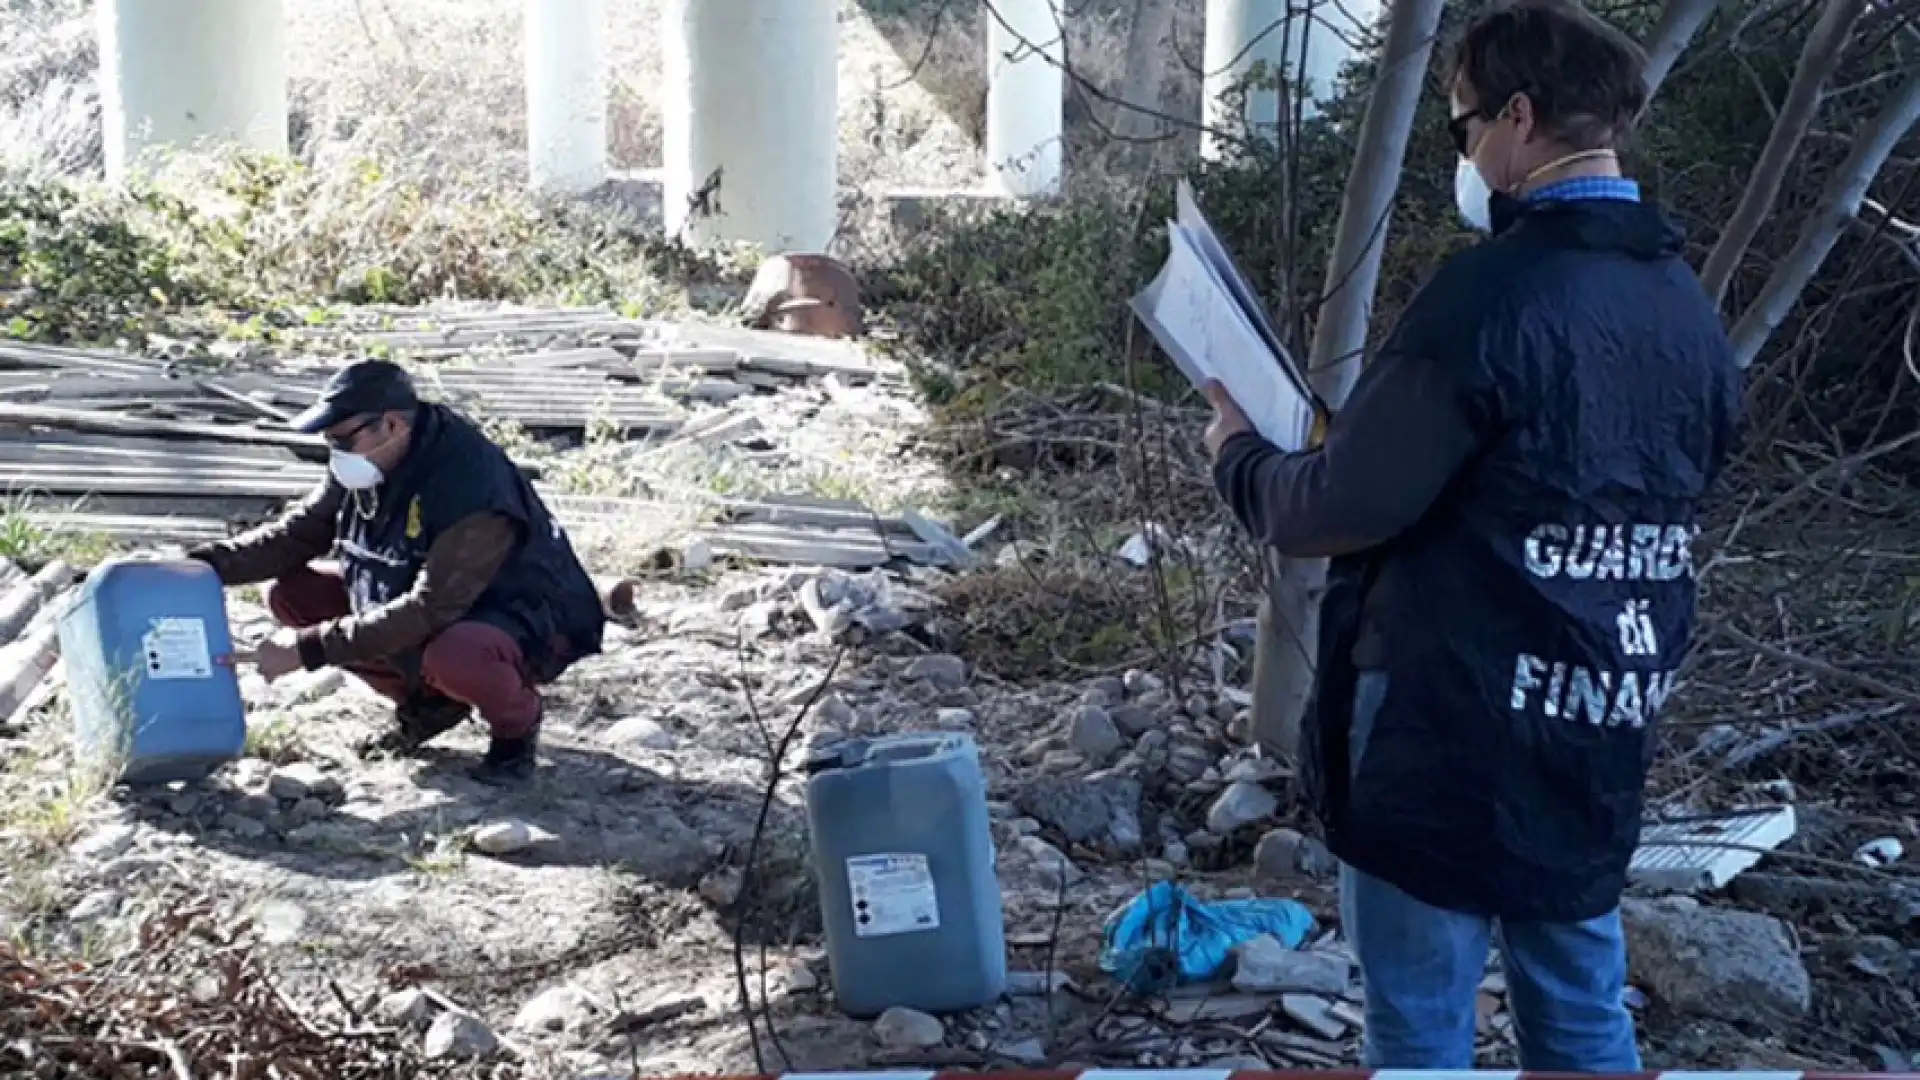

{"left": 846, "top": 853, "right": 941, "bottom": 938}
{"left": 142, "top": 617, "right": 211, "bottom": 680}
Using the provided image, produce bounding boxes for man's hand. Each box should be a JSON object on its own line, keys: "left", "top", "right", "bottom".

{"left": 244, "top": 632, "right": 303, "bottom": 682}
{"left": 1202, "top": 380, "right": 1253, "bottom": 459}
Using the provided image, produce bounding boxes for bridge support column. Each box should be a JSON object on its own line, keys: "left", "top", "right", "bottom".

{"left": 1201, "top": 0, "right": 1286, "bottom": 160}
{"left": 663, "top": 0, "right": 838, "bottom": 252}
{"left": 985, "top": 0, "right": 1065, "bottom": 197}
{"left": 525, "top": 0, "right": 610, "bottom": 195}
{"left": 98, "top": 0, "right": 288, "bottom": 182}
{"left": 1202, "top": 0, "right": 1383, "bottom": 158}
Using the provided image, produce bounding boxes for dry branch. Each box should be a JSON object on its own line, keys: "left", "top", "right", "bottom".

{"left": 0, "top": 893, "right": 496, "bottom": 1078}
{"left": 1729, "top": 64, "right": 1920, "bottom": 369}
{"left": 1700, "top": 0, "right": 1869, "bottom": 306}
{"left": 1642, "top": 0, "right": 1732, "bottom": 101}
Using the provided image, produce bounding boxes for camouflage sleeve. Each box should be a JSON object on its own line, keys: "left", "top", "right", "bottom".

{"left": 294, "top": 512, "right": 520, "bottom": 671}
{"left": 187, "top": 481, "right": 343, "bottom": 586}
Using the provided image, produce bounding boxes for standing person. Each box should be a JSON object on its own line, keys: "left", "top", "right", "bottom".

{"left": 186, "top": 360, "right": 607, "bottom": 785}
{"left": 1200, "top": 0, "right": 1741, "bottom": 1069}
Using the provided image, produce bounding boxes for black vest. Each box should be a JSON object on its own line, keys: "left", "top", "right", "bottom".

{"left": 1299, "top": 198, "right": 1742, "bottom": 922}
{"left": 335, "top": 403, "right": 605, "bottom": 684}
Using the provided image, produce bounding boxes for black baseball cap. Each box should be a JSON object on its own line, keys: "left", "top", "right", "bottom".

{"left": 290, "top": 359, "right": 420, "bottom": 433}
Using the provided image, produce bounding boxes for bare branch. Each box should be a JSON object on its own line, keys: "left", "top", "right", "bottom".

{"left": 1641, "top": 0, "right": 1732, "bottom": 101}
{"left": 1728, "top": 66, "right": 1920, "bottom": 369}
{"left": 1700, "top": 0, "right": 1869, "bottom": 306}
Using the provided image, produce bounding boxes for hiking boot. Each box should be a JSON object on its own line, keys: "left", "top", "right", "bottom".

{"left": 357, "top": 694, "right": 471, "bottom": 758}
{"left": 469, "top": 727, "right": 539, "bottom": 785}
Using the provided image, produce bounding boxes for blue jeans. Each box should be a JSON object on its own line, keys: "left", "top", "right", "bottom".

{"left": 1342, "top": 672, "right": 1640, "bottom": 1071}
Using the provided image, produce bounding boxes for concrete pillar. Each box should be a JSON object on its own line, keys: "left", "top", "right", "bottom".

{"left": 1296, "top": 0, "right": 1383, "bottom": 116}
{"left": 1202, "top": 0, "right": 1383, "bottom": 158}
{"left": 985, "top": 0, "right": 1065, "bottom": 197}
{"left": 525, "top": 0, "right": 610, "bottom": 195}
{"left": 98, "top": 0, "right": 289, "bottom": 182}
{"left": 662, "top": 0, "right": 838, "bottom": 252}
{"left": 1201, "top": 0, "right": 1286, "bottom": 160}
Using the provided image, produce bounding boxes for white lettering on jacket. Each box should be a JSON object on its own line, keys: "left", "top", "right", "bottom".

{"left": 1509, "top": 653, "right": 1678, "bottom": 729}
{"left": 1523, "top": 524, "right": 1697, "bottom": 581}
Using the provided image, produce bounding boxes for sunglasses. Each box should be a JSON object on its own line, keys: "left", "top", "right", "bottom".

{"left": 324, "top": 415, "right": 381, "bottom": 451}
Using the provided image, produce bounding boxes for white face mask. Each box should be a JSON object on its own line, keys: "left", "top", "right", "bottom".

{"left": 328, "top": 449, "right": 385, "bottom": 490}
{"left": 1455, "top": 157, "right": 1494, "bottom": 232}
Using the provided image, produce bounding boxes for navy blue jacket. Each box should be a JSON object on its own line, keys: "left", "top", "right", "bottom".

{"left": 339, "top": 403, "right": 605, "bottom": 686}
{"left": 1214, "top": 193, "right": 1742, "bottom": 920}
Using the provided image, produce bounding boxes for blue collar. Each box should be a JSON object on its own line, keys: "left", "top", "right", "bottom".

{"left": 1523, "top": 176, "right": 1641, "bottom": 204}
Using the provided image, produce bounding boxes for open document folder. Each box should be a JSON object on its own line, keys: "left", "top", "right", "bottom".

{"left": 1130, "top": 180, "right": 1329, "bottom": 452}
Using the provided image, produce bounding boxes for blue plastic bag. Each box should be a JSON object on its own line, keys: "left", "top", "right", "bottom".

{"left": 1098, "top": 880, "right": 1315, "bottom": 994}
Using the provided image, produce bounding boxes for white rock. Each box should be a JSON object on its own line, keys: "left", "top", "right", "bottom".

{"left": 1205, "top": 782, "right": 1278, "bottom": 833}
{"left": 1006, "top": 970, "right": 1074, "bottom": 995}
{"left": 872, "top": 1006, "right": 944, "bottom": 1049}
{"left": 1004, "top": 836, "right": 1084, "bottom": 891}
{"left": 1232, "top": 936, "right": 1350, "bottom": 995}
{"left": 1002, "top": 1037, "right": 1048, "bottom": 1064}
{"left": 255, "top": 900, "right": 307, "bottom": 945}
{"left": 471, "top": 820, "right": 536, "bottom": 855}
{"left": 69, "top": 889, "right": 122, "bottom": 922}
{"left": 605, "top": 716, "right": 677, "bottom": 751}
{"left": 423, "top": 1010, "right": 498, "bottom": 1060}
{"left": 813, "top": 693, "right": 856, "bottom": 730}
{"left": 1068, "top": 705, "right": 1125, "bottom": 762}
{"left": 1281, "top": 993, "right": 1348, "bottom": 1039}
{"left": 904, "top": 654, "right": 967, "bottom": 688}
{"left": 70, "top": 822, "right": 137, "bottom": 861}
{"left": 266, "top": 763, "right": 342, "bottom": 803}
{"left": 1123, "top": 669, "right": 1165, "bottom": 695}
{"left": 698, "top": 866, "right": 744, "bottom": 907}
{"left": 378, "top": 987, "right": 437, "bottom": 1028}
{"left": 779, "top": 963, "right": 819, "bottom": 993}
{"left": 514, "top": 985, "right": 594, "bottom": 1034}
{"left": 279, "top": 667, "right": 345, "bottom": 706}
{"left": 681, "top": 539, "right": 715, "bottom": 571}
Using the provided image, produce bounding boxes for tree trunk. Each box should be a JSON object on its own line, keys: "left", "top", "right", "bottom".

{"left": 1640, "top": 0, "right": 1727, "bottom": 102}
{"left": 1727, "top": 66, "right": 1920, "bottom": 369}
{"left": 1698, "top": 0, "right": 1867, "bottom": 306}
{"left": 1112, "top": 0, "right": 1177, "bottom": 141}
{"left": 1248, "top": 0, "right": 1444, "bottom": 762}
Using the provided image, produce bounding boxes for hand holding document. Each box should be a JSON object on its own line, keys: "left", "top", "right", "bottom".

{"left": 1130, "top": 181, "right": 1328, "bottom": 453}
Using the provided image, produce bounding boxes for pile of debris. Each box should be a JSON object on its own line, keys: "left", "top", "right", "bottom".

{"left": 0, "top": 307, "right": 972, "bottom": 571}
{"left": 1, "top": 891, "right": 518, "bottom": 1078}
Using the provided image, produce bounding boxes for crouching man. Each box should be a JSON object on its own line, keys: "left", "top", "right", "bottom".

{"left": 187, "top": 359, "right": 606, "bottom": 784}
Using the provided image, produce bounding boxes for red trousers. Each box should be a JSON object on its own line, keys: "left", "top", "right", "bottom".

{"left": 266, "top": 566, "right": 542, "bottom": 738}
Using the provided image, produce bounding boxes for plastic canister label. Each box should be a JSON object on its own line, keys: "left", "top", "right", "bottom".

{"left": 846, "top": 853, "right": 941, "bottom": 938}
{"left": 142, "top": 617, "right": 212, "bottom": 680}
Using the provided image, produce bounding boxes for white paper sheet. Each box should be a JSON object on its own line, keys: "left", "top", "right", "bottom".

{"left": 1129, "top": 182, "right": 1323, "bottom": 452}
